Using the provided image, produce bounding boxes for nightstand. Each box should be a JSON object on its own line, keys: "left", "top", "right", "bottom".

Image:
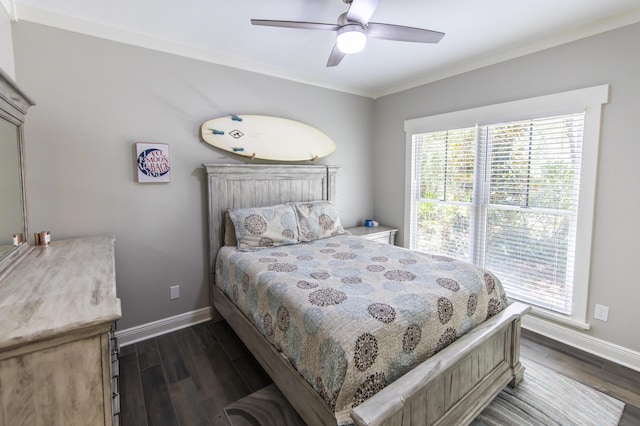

{"left": 347, "top": 225, "right": 398, "bottom": 245}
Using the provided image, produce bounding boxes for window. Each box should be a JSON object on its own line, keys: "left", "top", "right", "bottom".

{"left": 404, "top": 86, "right": 609, "bottom": 328}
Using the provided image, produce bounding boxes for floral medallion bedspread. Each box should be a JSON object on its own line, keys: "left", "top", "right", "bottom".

{"left": 215, "top": 234, "right": 508, "bottom": 424}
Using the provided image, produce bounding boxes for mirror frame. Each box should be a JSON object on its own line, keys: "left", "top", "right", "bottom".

{"left": 0, "top": 67, "right": 35, "bottom": 277}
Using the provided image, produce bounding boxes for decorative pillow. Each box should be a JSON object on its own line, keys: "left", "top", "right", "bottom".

{"left": 289, "top": 201, "right": 345, "bottom": 242}
{"left": 229, "top": 204, "right": 299, "bottom": 251}
{"left": 223, "top": 211, "right": 238, "bottom": 246}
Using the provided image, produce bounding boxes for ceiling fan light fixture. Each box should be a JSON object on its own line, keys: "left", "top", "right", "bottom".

{"left": 336, "top": 24, "right": 367, "bottom": 54}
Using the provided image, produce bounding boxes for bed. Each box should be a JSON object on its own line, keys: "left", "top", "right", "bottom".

{"left": 205, "top": 163, "right": 530, "bottom": 425}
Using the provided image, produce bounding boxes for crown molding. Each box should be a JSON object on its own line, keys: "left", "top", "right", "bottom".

{"left": 14, "top": 3, "right": 373, "bottom": 98}
{"left": 14, "top": 3, "right": 640, "bottom": 100}
{"left": 1, "top": 0, "right": 16, "bottom": 20}
{"left": 371, "top": 6, "right": 640, "bottom": 99}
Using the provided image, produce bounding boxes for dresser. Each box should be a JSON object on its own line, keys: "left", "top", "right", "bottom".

{"left": 347, "top": 225, "right": 398, "bottom": 245}
{"left": 0, "top": 236, "right": 122, "bottom": 425}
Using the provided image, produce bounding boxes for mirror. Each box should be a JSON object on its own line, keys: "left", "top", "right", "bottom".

{"left": 0, "top": 120, "right": 22, "bottom": 255}
{"left": 0, "top": 68, "right": 34, "bottom": 274}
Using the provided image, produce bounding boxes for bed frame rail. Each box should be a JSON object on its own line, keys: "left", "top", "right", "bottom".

{"left": 213, "top": 284, "right": 337, "bottom": 425}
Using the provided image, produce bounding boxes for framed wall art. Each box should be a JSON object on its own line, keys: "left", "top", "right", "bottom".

{"left": 136, "top": 143, "right": 171, "bottom": 183}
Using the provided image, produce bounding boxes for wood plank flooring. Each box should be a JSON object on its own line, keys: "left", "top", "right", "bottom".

{"left": 118, "top": 321, "right": 640, "bottom": 426}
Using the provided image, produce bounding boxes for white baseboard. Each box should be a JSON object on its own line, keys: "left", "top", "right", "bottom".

{"left": 115, "top": 307, "right": 212, "bottom": 347}
{"left": 523, "top": 315, "right": 640, "bottom": 372}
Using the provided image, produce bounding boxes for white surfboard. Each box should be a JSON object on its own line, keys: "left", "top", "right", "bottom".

{"left": 200, "top": 114, "right": 336, "bottom": 161}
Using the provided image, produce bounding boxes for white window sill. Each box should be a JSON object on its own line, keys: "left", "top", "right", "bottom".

{"left": 516, "top": 302, "right": 591, "bottom": 331}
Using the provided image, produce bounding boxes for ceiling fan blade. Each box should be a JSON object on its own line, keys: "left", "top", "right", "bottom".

{"left": 346, "top": 0, "right": 381, "bottom": 24}
{"left": 367, "top": 22, "right": 445, "bottom": 43}
{"left": 326, "top": 44, "right": 346, "bottom": 67}
{"left": 251, "top": 19, "right": 339, "bottom": 31}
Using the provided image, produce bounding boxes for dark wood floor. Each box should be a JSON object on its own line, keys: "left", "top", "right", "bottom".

{"left": 118, "top": 321, "right": 640, "bottom": 426}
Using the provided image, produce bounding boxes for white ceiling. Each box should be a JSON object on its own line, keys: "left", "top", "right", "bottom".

{"left": 11, "top": 0, "right": 640, "bottom": 98}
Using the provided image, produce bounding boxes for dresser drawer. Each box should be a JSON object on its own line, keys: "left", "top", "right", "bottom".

{"left": 109, "top": 328, "right": 121, "bottom": 423}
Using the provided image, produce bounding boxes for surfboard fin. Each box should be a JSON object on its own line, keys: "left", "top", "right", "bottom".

{"left": 210, "top": 129, "right": 224, "bottom": 135}
{"left": 230, "top": 114, "right": 243, "bottom": 122}
{"left": 232, "top": 147, "right": 245, "bottom": 152}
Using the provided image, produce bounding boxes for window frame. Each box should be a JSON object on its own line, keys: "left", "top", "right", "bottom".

{"left": 404, "top": 85, "right": 609, "bottom": 328}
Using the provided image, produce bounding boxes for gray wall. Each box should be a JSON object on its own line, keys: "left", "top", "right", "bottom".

{"left": 372, "top": 23, "right": 640, "bottom": 352}
{"left": 0, "top": 5, "right": 14, "bottom": 78}
{"left": 12, "top": 21, "right": 374, "bottom": 330}
{"left": 9, "top": 17, "right": 640, "bottom": 355}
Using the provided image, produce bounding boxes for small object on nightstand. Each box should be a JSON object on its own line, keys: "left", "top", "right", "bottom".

{"left": 347, "top": 225, "right": 398, "bottom": 245}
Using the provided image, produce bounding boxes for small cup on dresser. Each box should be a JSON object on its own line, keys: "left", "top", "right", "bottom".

{"left": 34, "top": 231, "right": 51, "bottom": 246}
{"left": 12, "top": 233, "right": 24, "bottom": 246}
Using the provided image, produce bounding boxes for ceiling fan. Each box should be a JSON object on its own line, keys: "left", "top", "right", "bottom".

{"left": 251, "top": 0, "right": 445, "bottom": 67}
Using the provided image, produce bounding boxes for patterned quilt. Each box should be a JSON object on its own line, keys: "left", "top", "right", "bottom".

{"left": 215, "top": 234, "right": 508, "bottom": 424}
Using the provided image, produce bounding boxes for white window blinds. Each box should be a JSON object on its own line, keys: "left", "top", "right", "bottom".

{"left": 405, "top": 85, "right": 608, "bottom": 327}
{"left": 411, "top": 127, "right": 476, "bottom": 260}
{"left": 410, "top": 113, "right": 585, "bottom": 316}
{"left": 479, "top": 114, "right": 584, "bottom": 314}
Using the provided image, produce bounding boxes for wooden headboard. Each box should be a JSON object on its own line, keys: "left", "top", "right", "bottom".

{"left": 203, "top": 164, "right": 339, "bottom": 270}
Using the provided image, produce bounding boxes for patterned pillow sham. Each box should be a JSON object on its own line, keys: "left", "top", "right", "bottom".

{"left": 289, "top": 200, "right": 345, "bottom": 242}
{"left": 229, "top": 204, "right": 299, "bottom": 251}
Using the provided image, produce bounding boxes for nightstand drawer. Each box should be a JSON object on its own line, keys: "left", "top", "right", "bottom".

{"left": 346, "top": 226, "right": 398, "bottom": 245}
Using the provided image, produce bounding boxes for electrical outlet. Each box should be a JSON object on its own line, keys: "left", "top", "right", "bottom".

{"left": 594, "top": 304, "right": 609, "bottom": 322}
{"left": 170, "top": 285, "right": 180, "bottom": 300}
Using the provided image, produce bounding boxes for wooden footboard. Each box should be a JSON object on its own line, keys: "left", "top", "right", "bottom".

{"left": 351, "top": 301, "right": 531, "bottom": 426}
{"left": 213, "top": 283, "right": 530, "bottom": 426}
